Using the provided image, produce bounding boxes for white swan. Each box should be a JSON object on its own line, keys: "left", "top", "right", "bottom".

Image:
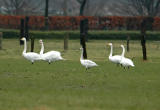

{"left": 108, "top": 43, "right": 122, "bottom": 65}
{"left": 21, "top": 37, "right": 41, "bottom": 64}
{"left": 39, "top": 40, "right": 64, "bottom": 64}
{"left": 120, "top": 45, "right": 135, "bottom": 68}
{"left": 80, "top": 47, "right": 98, "bottom": 70}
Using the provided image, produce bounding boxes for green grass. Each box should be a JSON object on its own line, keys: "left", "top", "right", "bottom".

{"left": 0, "top": 39, "right": 160, "bottom": 110}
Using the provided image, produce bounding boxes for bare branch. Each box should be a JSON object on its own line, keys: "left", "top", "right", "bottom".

{"left": 121, "top": 0, "right": 160, "bottom": 16}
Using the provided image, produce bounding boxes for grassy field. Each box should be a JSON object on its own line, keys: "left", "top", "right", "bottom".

{"left": 0, "top": 39, "right": 160, "bottom": 110}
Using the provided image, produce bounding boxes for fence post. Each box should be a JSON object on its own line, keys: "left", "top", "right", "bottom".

{"left": 64, "top": 33, "right": 69, "bottom": 50}
{"left": 30, "top": 36, "right": 35, "bottom": 52}
{"left": 20, "top": 18, "right": 25, "bottom": 45}
{"left": 0, "top": 32, "right": 2, "bottom": 50}
{"left": 127, "top": 36, "right": 130, "bottom": 52}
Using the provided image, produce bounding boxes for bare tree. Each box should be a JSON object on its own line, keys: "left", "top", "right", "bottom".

{"left": 83, "top": 0, "right": 108, "bottom": 16}
{"left": 119, "top": 0, "right": 157, "bottom": 61}
{"left": 2, "top": 0, "right": 44, "bottom": 15}
{"left": 62, "top": 0, "right": 68, "bottom": 16}
{"left": 3, "top": 0, "right": 25, "bottom": 15}
{"left": 122, "top": 0, "right": 160, "bottom": 16}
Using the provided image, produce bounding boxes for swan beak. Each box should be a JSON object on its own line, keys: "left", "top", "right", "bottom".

{"left": 21, "top": 37, "right": 25, "bottom": 40}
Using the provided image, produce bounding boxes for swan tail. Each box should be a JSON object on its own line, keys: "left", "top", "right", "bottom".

{"left": 62, "top": 58, "right": 67, "bottom": 61}
{"left": 60, "top": 57, "right": 66, "bottom": 61}
{"left": 131, "top": 63, "right": 135, "bottom": 67}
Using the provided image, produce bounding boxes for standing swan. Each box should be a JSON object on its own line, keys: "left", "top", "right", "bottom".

{"left": 108, "top": 43, "right": 121, "bottom": 66}
{"left": 80, "top": 47, "right": 98, "bottom": 70}
{"left": 21, "top": 37, "right": 41, "bottom": 64}
{"left": 39, "top": 40, "right": 64, "bottom": 64}
{"left": 120, "top": 45, "right": 134, "bottom": 68}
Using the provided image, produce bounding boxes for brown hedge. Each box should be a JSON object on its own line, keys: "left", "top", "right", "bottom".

{"left": 0, "top": 15, "right": 160, "bottom": 30}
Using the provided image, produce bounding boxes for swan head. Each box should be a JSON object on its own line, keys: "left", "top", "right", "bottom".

{"left": 108, "top": 43, "right": 112, "bottom": 46}
{"left": 121, "top": 45, "right": 124, "bottom": 48}
{"left": 21, "top": 37, "right": 26, "bottom": 41}
{"left": 39, "top": 39, "right": 43, "bottom": 44}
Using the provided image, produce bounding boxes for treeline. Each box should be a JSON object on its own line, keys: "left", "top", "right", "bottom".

{"left": 0, "top": 15, "right": 160, "bottom": 30}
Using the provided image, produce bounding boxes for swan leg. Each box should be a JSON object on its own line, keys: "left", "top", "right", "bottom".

{"left": 31, "top": 61, "right": 34, "bottom": 64}
{"left": 48, "top": 61, "right": 51, "bottom": 64}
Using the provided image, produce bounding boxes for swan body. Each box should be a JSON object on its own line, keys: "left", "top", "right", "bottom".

{"left": 80, "top": 48, "right": 98, "bottom": 69}
{"left": 120, "top": 45, "right": 135, "bottom": 68}
{"left": 39, "top": 40, "right": 64, "bottom": 64}
{"left": 21, "top": 37, "right": 41, "bottom": 64}
{"left": 108, "top": 43, "right": 121, "bottom": 65}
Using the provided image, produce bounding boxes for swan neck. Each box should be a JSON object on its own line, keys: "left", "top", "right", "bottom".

{"left": 121, "top": 46, "right": 125, "bottom": 57}
{"left": 40, "top": 42, "right": 44, "bottom": 55}
{"left": 23, "top": 38, "right": 27, "bottom": 54}
{"left": 109, "top": 45, "right": 113, "bottom": 57}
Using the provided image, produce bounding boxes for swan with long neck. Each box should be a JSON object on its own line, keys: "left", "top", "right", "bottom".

{"left": 108, "top": 43, "right": 121, "bottom": 65}
{"left": 39, "top": 40, "right": 44, "bottom": 55}
{"left": 21, "top": 37, "right": 41, "bottom": 64}
{"left": 120, "top": 45, "right": 134, "bottom": 68}
{"left": 80, "top": 47, "right": 98, "bottom": 70}
{"left": 39, "top": 40, "right": 64, "bottom": 64}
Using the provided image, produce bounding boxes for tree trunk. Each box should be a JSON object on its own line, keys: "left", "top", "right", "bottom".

{"left": 81, "top": 34, "right": 87, "bottom": 59}
{"left": 140, "top": 19, "right": 147, "bottom": 60}
{"left": 141, "top": 31, "right": 147, "bottom": 60}
{"left": 63, "top": 0, "right": 67, "bottom": 16}
{"left": 127, "top": 36, "right": 130, "bottom": 52}
{"left": 84, "top": 19, "right": 89, "bottom": 42}
{"left": 45, "top": 0, "right": 49, "bottom": 30}
{"left": 45, "top": 17, "right": 49, "bottom": 30}
{"left": 30, "top": 37, "right": 35, "bottom": 52}
{"left": 140, "top": 17, "right": 154, "bottom": 60}
{"left": 79, "top": 0, "right": 87, "bottom": 16}
{"left": 20, "top": 18, "right": 25, "bottom": 45}
{"left": 45, "top": 0, "right": 49, "bottom": 17}
{"left": 80, "top": 19, "right": 87, "bottom": 59}
{"left": 25, "top": 16, "right": 29, "bottom": 41}
{"left": 0, "top": 32, "right": 2, "bottom": 50}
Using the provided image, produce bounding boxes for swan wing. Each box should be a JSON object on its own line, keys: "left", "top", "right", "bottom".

{"left": 83, "top": 59, "right": 98, "bottom": 66}
{"left": 24, "top": 52, "right": 41, "bottom": 60}
{"left": 121, "top": 57, "right": 134, "bottom": 67}
{"left": 125, "top": 58, "right": 134, "bottom": 66}
{"left": 109, "top": 55, "right": 121, "bottom": 63}
{"left": 113, "top": 55, "right": 121, "bottom": 61}
{"left": 47, "top": 51, "right": 61, "bottom": 55}
{"left": 42, "top": 52, "right": 62, "bottom": 61}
